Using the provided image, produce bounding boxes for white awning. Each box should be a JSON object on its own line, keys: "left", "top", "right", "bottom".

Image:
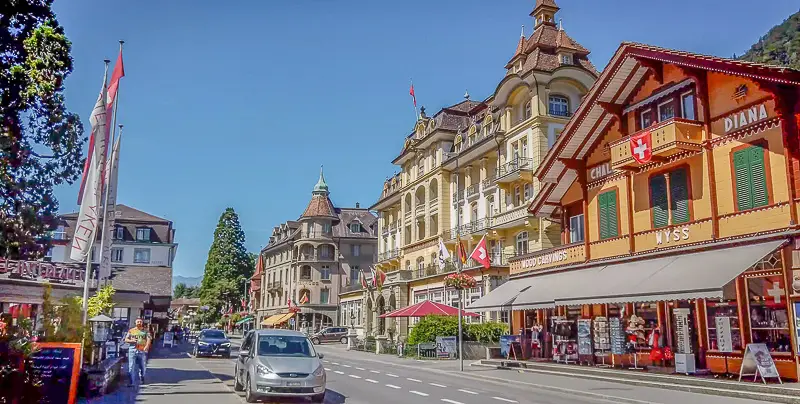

{"left": 512, "top": 239, "right": 785, "bottom": 309}
{"left": 466, "top": 277, "right": 537, "bottom": 311}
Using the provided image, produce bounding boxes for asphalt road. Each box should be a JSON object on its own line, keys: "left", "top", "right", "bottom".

{"left": 188, "top": 337, "right": 769, "bottom": 404}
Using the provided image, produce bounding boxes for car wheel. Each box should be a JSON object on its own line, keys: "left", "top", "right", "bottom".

{"left": 244, "top": 375, "right": 258, "bottom": 403}
{"left": 311, "top": 338, "right": 320, "bottom": 345}
{"left": 310, "top": 392, "right": 325, "bottom": 403}
{"left": 233, "top": 365, "right": 243, "bottom": 391}
{"left": 340, "top": 337, "right": 348, "bottom": 344}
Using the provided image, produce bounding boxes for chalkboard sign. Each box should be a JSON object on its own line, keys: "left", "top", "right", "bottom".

{"left": 609, "top": 317, "right": 626, "bottom": 355}
{"left": 27, "top": 342, "right": 82, "bottom": 404}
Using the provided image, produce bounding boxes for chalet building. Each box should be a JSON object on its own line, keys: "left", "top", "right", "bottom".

{"left": 470, "top": 42, "right": 800, "bottom": 380}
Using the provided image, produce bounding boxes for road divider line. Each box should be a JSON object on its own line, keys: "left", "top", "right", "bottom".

{"left": 429, "top": 383, "right": 447, "bottom": 388}
{"left": 342, "top": 364, "right": 352, "bottom": 368}
{"left": 410, "top": 391, "right": 429, "bottom": 397}
{"left": 324, "top": 368, "right": 331, "bottom": 371}
{"left": 407, "top": 378, "right": 422, "bottom": 382}
{"left": 441, "top": 400, "right": 464, "bottom": 404}
{"left": 332, "top": 362, "right": 339, "bottom": 365}
{"left": 386, "top": 384, "right": 401, "bottom": 389}
{"left": 349, "top": 374, "right": 362, "bottom": 379}
{"left": 387, "top": 373, "right": 398, "bottom": 377}
{"left": 365, "top": 378, "right": 379, "bottom": 383}
{"left": 370, "top": 370, "right": 381, "bottom": 374}
{"left": 492, "top": 397, "right": 517, "bottom": 403}
{"left": 458, "top": 389, "right": 478, "bottom": 395}
{"left": 356, "top": 367, "right": 366, "bottom": 370}
{"left": 334, "top": 371, "right": 344, "bottom": 375}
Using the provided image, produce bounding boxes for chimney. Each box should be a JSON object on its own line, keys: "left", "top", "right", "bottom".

{"left": 355, "top": 202, "right": 360, "bottom": 208}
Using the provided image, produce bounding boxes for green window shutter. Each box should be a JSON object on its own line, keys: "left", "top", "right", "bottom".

{"left": 598, "top": 192, "right": 608, "bottom": 239}
{"left": 650, "top": 175, "right": 669, "bottom": 228}
{"left": 606, "top": 190, "right": 618, "bottom": 238}
{"left": 669, "top": 168, "right": 690, "bottom": 224}
{"left": 733, "top": 148, "right": 753, "bottom": 211}
{"left": 749, "top": 146, "right": 769, "bottom": 208}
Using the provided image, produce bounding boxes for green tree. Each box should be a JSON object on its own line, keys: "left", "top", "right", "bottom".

{"left": 82, "top": 284, "right": 115, "bottom": 318}
{"left": 174, "top": 282, "right": 188, "bottom": 298}
{"left": 740, "top": 10, "right": 800, "bottom": 69}
{"left": 199, "top": 208, "right": 254, "bottom": 323}
{"left": 0, "top": 0, "right": 85, "bottom": 259}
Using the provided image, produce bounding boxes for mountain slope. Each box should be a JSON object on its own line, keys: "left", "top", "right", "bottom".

{"left": 173, "top": 275, "right": 202, "bottom": 288}
{"left": 740, "top": 9, "right": 800, "bottom": 69}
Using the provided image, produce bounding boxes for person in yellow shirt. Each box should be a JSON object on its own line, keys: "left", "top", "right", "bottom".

{"left": 124, "top": 318, "right": 152, "bottom": 385}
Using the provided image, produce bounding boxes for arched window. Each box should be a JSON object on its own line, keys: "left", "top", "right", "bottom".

{"left": 429, "top": 178, "right": 439, "bottom": 202}
{"left": 524, "top": 100, "right": 532, "bottom": 120}
{"left": 471, "top": 203, "right": 478, "bottom": 223}
{"left": 548, "top": 95, "right": 570, "bottom": 117}
{"left": 416, "top": 257, "right": 425, "bottom": 277}
{"left": 515, "top": 232, "right": 529, "bottom": 255}
{"left": 417, "top": 156, "right": 425, "bottom": 177}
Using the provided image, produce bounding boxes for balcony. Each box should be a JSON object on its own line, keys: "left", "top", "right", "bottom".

{"left": 489, "top": 205, "right": 531, "bottom": 229}
{"left": 610, "top": 118, "right": 704, "bottom": 170}
{"left": 429, "top": 197, "right": 439, "bottom": 213}
{"left": 452, "top": 189, "right": 465, "bottom": 203}
{"left": 298, "top": 274, "right": 312, "bottom": 282}
{"left": 415, "top": 264, "right": 443, "bottom": 279}
{"left": 378, "top": 249, "right": 400, "bottom": 262}
{"left": 415, "top": 204, "right": 425, "bottom": 217}
{"left": 495, "top": 157, "right": 534, "bottom": 184}
{"left": 465, "top": 252, "right": 513, "bottom": 269}
{"left": 463, "top": 218, "right": 488, "bottom": 235}
{"left": 297, "top": 253, "right": 316, "bottom": 262}
{"left": 482, "top": 174, "right": 497, "bottom": 191}
{"left": 341, "top": 282, "right": 364, "bottom": 293}
{"left": 548, "top": 109, "right": 573, "bottom": 119}
{"left": 466, "top": 183, "right": 480, "bottom": 199}
{"left": 267, "top": 282, "right": 283, "bottom": 292}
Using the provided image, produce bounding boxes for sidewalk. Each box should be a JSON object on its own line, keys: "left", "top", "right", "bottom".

{"left": 80, "top": 342, "right": 241, "bottom": 404}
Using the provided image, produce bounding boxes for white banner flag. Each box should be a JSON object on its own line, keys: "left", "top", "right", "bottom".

{"left": 70, "top": 75, "right": 108, "bottom": 262}
{"left": 98, "top": 135, "right": 121, "bottom": 279}
{"left": 437, "top": 238, "right": 451, "bottom": 270}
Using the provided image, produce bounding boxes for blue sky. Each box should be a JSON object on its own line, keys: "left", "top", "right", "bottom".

{"left": 52, "top": 0, "right": 799, "bottom": 278}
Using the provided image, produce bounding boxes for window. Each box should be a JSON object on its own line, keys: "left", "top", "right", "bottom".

{"left": 351, "top": 244, "right": 360, "bottom": 257}
{"left": 111, "top": 247, "right": 124, "bottom": 263}
{"left": 569, "top": 214, "right": 585, "bottom": 243}
{"left": 747, "top": 275, "right": 790, "bottom": 352}
{"left": 471, "top": 204, "right": 478, "bottom": 222}
{"left": 649, "top": 167, "right": 690, "bottom": 228}
{"left": 598, "top": 190, "right": 619, "bottom": 239}
{"left": 320, "top": 289, "right": 330, "bottom": 304}
{"left": 113, "top": 225, "right": 124, "bottom": 240}
{"left": 301, "top": 266, "right": 312, "bottom": 279}
{"left": 512, "top": 143, "right": 519, "bottom": 160}
{"left": 514, "top": 186, "right": 522, "bottom": 205}
{"left": 133, "top": 248, "right": 151, "bottom": 264}
{"left": 44, "top": 247, "right": 53, "bottom": 259}
{"left": 548, "top": 95, "right": 570, "bottom": 117}
{"left": 521, "top": 139, "right": 528, "bottom": 158}
{"left": 320, "top": 265, "right": 331, "bottom": 280}
{"left": 560, "top": 54, "right": 572, "bottom": 65}
{"left": 523, "top": 100, "right": 532, "bottom": 120}
{"left": 640, "top": 109, "right": 653, "bottom": 129}
{"left": 658, "top": 100, "right": 675, "bottom": 121}
{"left": 515, "top": 232, "right": 528, "bottom": 255}
{"left": 681, "top": 93, "right": 696, "bottom": 120}
{"left": 53, "top": 225, "right": 66, "bottom": 240}
{"left": 90, "top": 247, "right": 98, "bottom": 263}
{"left": 135, "top": 227, "right": 151, "bottom": 242}
{"left": 350, "top": 265, "right": 360, "bottom": 284}
{"left": 418, "top": 158, "right": 425, "bottom": 176}
{"left": 349, "top": 222, "right": 361, "bottom": 233}
{"left": 322, "top": 222, "right": 332, "bottom": 234}
{"left": 487, "top": 197, "right": 495, "bottom": 217}
{"left": 523, "top": 183, "right": 532, "bottom": 200}
{"left": 733, "top": 144, "right": 769, "bottom": 211}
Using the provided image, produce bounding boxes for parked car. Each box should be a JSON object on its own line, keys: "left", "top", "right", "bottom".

{"left": 193, "top": 329, "right": 232, "bottom": 358}
{"left": 234, "top": 329, "right": 326, "bottom": 403}
{"left": 310, "top": 327, "right": 348, "bottom": 345}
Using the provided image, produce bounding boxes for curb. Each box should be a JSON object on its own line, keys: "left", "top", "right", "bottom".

{"left": 185, "top": 351, "right": 245, "bottom": 403}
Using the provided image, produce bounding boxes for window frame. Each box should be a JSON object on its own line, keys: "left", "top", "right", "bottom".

{"left": 569, "top": 214, "right": 585, "bottom": 243}
{"left": 515, "top": 231, "right": 529, "bottom": 255}
{"left": 133, "top": 248, "right": 151, "bottom": 264}
{"left": 680, "top": 91, "right": 696, "bottom": 121}
{"left": 548, "top": 94, "right": 570, "bottom": 117}
{"left": 597, "top": 189, "right": 620, "bottom": 240}
{"left": 640, "top": 108, "right": 653, "bottom": 130}
{"left": 135, "top": 227, "right": 151, "bottom": 242}
{"left": 53, "top": 225, "right": 67, "bottom": 240}
{"left": 320, "top": 265, "right": 331, "bottom": 280}
{"left": 657, "top": 98, "right": 676, "bottom": 122}
{"left": 648, "top": 165, "right": 693, "bottom": 229}
{"left": 320, "top": 288, "right": 330, "bottom": 304}
{"left": 113, "top": 225, "right": 124, "bottom": 240}
{"left": 731, "top": 141, "right": 771, "bottom": 212}
{"left": 111, "top": 247, "right": 124, "bottom": 263}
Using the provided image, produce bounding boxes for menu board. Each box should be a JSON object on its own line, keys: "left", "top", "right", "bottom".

{"left": 739, "top": 343, "right": 781, "bottom": 382}
{"left": 577, "top": 319, "right": 593, "bottom": 355}
{"left": 609, "top": 317, "right": 626, "bottom": 355}
{"left": 499, "top": 335, "right": 519, "bottom": 358}
{"left": 27, "top": 343, "right": 82, "bottom": 404}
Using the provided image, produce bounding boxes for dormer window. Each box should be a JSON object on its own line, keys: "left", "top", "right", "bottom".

{"left": 349, "top": 222, "right": 362, "bottom": 233}
{"left": 560, "top": 54, "right": 572, "bottom": 65}
{"left": 113, "top": 225, "right": 124, "bottom": 240}
{"left": 135, "top": 227, "right": 151, "bottom": 242}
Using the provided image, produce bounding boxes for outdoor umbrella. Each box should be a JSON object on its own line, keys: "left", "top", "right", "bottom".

{"left": 378, "top": 300, "right": 480, "bottom": 318}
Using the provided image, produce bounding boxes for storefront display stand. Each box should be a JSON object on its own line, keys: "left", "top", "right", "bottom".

{"left": 595, "top": 352, "right": 611, "bottom": 368}
{"left": 628, "top": 352, "right": 644, "bottom": 370}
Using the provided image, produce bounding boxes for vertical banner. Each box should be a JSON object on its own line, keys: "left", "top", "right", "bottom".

{"left": 98, "top": 136, "right": 121, "bottom": 279}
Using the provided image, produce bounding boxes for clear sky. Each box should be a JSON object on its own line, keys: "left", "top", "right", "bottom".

{"left": 52, "top": 0, "right": 799, "bottom": 278}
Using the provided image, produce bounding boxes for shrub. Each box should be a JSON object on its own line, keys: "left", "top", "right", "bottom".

{"left": 466, "top": 321, "right": 508, "bottom": 343}
{"left": 407, "top": 315, "right": 459, "bottom": 345}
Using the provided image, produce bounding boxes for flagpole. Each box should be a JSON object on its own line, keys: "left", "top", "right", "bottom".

{"left": 81, "top": 59, "right": 111, "bottom": 326}
{"left": 410, "top": 78, "right": 418, "bottom": 120}
{"left": 455, "top": 154, "right": 464, "bottom": 372}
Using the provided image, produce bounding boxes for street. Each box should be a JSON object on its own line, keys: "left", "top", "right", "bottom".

{"left": 180, "top": 337, "right": 772, "bottom": 404}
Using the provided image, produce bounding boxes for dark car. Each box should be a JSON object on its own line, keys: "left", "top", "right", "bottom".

{"left": 193, "top": 329, "right": 232, "bottom": 358}
{"left": 310, "top": 327, "right": 348, "bottom": 345}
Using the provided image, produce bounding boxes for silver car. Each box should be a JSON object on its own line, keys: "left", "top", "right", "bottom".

{"left": 234, "top": 329, "right": 326, "bottom": 403}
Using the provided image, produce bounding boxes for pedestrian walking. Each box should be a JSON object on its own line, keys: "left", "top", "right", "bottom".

{"left": 124, "top": 318, "right": 152, "bottom": 386}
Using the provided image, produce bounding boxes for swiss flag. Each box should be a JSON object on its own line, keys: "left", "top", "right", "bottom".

{"left": 764, "top": 279, "right": 785, "bottom": 307}
{"left": 469, "top": 235, "right": 491, "bottom": 269}
{"left": 629, "top": 130, "right": 652, "bottom": 164}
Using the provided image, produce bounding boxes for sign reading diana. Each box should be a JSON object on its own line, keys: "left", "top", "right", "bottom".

{"left": 521, "top": 250, "right": 569, "bottom": 269}
{"left": 723, "top": 103, "right": 768, "bottom": 134}
{"left": 0, "top": 258, "right": 85, "bottom": 284}
{"left": 655, "top": 226, "right": 690, "bottom": 245}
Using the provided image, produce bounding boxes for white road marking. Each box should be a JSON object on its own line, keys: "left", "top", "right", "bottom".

{"left": 324, "top": 368, "right": 331, "bottom": 371}
{"left": 387, "top": 373, "right": 399, "bottom": 377}
{"left": 410, "top": 391, "right": 429, "bottom": 397}
{"left": 356, "top": 367, "right": 366, "bottom": 370}
{"left": 492, "top": 398, "right": 517, "bottom": 403}
{"left": 365, "top": 378, "right": 379, "bottom": 384}
{"left": 349, "top": 374, "right": 362, "bottom": 379}
{"left": 342, "top": 364, "right": 352, "bottom": 368}
{"left": 322, "top": 360, "right": 329, "bottom": 363}
{"left": 429, "top": 383, "right": 447, "bottom": 388}
{"left": 370, "top": 370, "right": 381, "bottom": 374}
{"left": 458, "top": 389, "right": 478, "bottom": 395}
{"left": 334, "top": 371, "right": 344, "bottom": 375}
{"left": 332, "top": 362, "right": 339, "bottom": 365}
{"left": 407, "top": 378, "right": 422, "bottom": 382}
{"left": 441, "top": 400, "right": 464, "bottom": 404}
{"left": 386, "top": 384, "right": 401, "bottom": 389}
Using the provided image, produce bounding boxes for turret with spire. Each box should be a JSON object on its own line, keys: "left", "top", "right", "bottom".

{"left": 300, "top": 165, "right": 338, "bottom": 220}
{"left": 312, "top": 165, "right": 329, "bottom": 195}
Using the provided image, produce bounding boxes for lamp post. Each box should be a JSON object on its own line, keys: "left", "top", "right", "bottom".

{"left": 89, "top": 314, "right": 113, "bottom": 365}
{"left": 443, "top": 149, "right": 464, "bottom": 372}
{"left": 347, "top": 312, "right": 356, "bottom": 351}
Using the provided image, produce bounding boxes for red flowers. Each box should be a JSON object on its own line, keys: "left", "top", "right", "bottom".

{"left": 444, "top": 273, "right": 477, "bottom": 290}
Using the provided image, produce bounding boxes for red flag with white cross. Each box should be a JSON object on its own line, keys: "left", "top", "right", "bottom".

{"left": 629, "top": 130, "right": 652, "bottom": 164}
{"left": 469, "top": 235, "right": 492, "bottom": 269}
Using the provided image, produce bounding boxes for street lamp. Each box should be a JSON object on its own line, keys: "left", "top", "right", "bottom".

{"left": 443, "top": 149, "right": 464, "bottom": 372}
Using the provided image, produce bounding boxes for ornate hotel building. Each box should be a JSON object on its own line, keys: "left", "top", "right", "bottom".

{"left": 340, "top": 0, "right": 598, "bottom": 340}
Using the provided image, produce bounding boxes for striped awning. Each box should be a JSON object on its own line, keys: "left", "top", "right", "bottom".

{"left": 261, "top": 312, "right": 295, "bottom": 326}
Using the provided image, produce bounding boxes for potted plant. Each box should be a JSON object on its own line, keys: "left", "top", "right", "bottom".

{"left": 444, "top": 273, "right": 477, "bottom": 290}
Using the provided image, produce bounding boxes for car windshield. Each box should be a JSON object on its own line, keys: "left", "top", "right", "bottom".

{"left": 257, "top": 335, "right": 317, "bottom": 357}
{"left": 202, "top": 330, "right": 226, "bottom": 339}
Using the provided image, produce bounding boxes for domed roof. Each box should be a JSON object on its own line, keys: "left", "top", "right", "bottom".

{"left": 313, "top": 166, "right": 329, "bottom": 194}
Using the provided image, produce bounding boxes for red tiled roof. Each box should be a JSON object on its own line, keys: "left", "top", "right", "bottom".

{"left": 300, "top": 194, "right": 338, "bottom": 219}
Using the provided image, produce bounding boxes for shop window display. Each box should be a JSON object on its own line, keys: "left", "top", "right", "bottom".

{"left": 706, "top": 300, "right": 742, "bottom": 351}
{"left": 747, "top": 275, "right": 791, "bottom": 352}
